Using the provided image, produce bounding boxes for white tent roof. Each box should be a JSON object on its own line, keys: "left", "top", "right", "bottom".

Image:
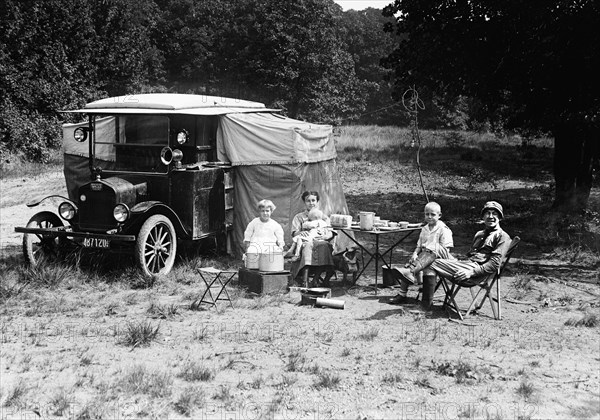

{"left": 65, "top": 93, "right": 278, "bottom": 115}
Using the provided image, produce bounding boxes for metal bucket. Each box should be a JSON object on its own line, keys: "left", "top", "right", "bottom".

{"left": 258, "top": 251, "right": 284, "bottom": 272}
{"left": 245, "top": 252, "right": 260, "bottom": 269}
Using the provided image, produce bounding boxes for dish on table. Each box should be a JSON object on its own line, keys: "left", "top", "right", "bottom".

{"left": 407, "top": 223, "right": 423, "bottom": 228}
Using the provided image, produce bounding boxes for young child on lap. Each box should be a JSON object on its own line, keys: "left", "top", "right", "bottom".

{"left": 285, "top": 208, "right": 329, "bottom": 262}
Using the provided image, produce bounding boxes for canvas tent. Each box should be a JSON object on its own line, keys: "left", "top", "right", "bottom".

{"left": 216, "top": 112, "right": 351, "bottom": 256}
{"left": 62, "top": 96, "right": 350, "bottom": 256}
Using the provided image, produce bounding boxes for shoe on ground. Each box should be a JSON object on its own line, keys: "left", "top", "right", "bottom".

{"left": 388, "top": 294, "right": 409, "bottom": 305}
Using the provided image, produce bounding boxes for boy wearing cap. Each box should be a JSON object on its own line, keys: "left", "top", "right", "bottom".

{"left": 429, "top": 201, "right": 511, "bottom": 282}
{"left": 390, "top": 201, "right": 511, "bottom": 305}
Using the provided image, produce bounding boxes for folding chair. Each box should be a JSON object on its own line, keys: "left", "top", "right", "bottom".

{"left": 439, "top": 236, "right": 520, "bottom": 320}
{"left": 191, "top": 267, "right": 237, "bottom": 310}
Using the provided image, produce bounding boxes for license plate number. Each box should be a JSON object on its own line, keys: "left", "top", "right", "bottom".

{"left": 82, "top": 238, "right": 110, "bottom": 249}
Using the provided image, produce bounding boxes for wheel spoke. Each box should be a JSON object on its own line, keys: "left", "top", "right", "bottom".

{"left": 146, "top": 252, "right": 156, "bottom": 268}
{"left": 149, "top": 229, "right": 157, "bottom": 246}
{"left": 157, "top": 226, "right": 168, "bottom": 245}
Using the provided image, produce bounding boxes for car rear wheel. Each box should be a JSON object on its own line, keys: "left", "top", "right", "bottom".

{"left": 135, "top": 215, "right": 177, "bottom": 276}
{"left": 23, "top": 211, "right": 64, "bottom": 267}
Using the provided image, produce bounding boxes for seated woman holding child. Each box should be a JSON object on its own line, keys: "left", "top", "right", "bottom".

{"left": 289, "top": 191, "right": 335, "bottom": 283}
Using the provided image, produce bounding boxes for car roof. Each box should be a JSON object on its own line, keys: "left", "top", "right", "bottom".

{"left": 65, "top": 93, "right": 278, "bottom": 115}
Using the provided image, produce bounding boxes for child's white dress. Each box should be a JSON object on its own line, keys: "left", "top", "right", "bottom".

{"left": 244, "top": 218, "right": 284, "bottom": 254}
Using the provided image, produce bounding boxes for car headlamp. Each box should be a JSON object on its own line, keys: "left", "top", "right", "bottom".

{"left": 59, "top": 202, "right": 77, "bottom": 221}
{"left": 176, "top": 129, "right": 189, "bottom": 145}
{"left": 113, "top": 203, "right": 130, "bottom": 223}
{"left": 74, "top": 127, "right": 88, "bottom": 142}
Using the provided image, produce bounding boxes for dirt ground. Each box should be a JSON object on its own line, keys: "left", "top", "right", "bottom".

{"left": 1, "top": 162, "right": 599, "bottom": 419}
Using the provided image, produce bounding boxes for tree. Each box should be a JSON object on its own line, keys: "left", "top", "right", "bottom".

{"left": 382, "top": 0, "right": 600, "bottom": 212}
{"left": 339, "top": 8, "right": 403, "bottom": 125}
{"left": 221, "top": 0, "right": 366, "bottom": 123}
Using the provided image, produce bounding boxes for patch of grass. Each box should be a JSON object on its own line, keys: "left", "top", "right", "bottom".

{"left": 79, "top": 353, "right": 93, "bottom": 366}
{"left": 118, "top": 320, "right": 160, "bottom": 347}
{"left": 565, "top": 312, "right": 599, "bottom": 327}
{"left": 340, "top": 347, "right": 351, "bottom": 357}
{"left": 3, "top": 380, "right": 27, "bottom": 407}
{"left": 279, "top": 373, "right": 298, "bottom": 388}
{"left": 173, "top": 386, "right": 205, "bottom": 416}
{"left": 20, "top": 264, "right": 73, "bottom": 288}
{"left": 432, "top": 360, "right": 481, "bottom": 384}
{"left": 177, "top": 360, "right": 215, "bottom": 382}
{"left": 0, "top": 149, "right": 63, "bottom": 180}
{"left": 313, "top": 371, "right": 341, "bottom": 389}
{"left": 104, "top": 301, "right": 119, "bottom": 316}
{"left": 126, "top": 270, "right": 157, "bottom": 289}
{"left": 552, "top": 243, "right": 600, "bottom": 267}
{"left": 414, "top": 375, "right": 435, "bottom": 391}
{"left": 119, "top": 364, "right": 173, "bottom": 398}
{"left": 306, "top": 364, "right": 321, "bottom": 375}
{"left": 250, "top": 375, "right": 264, "bottom": 389}
{"left": 212, "top": 384, "right": 233, "bottom": 407}
{"left": 381, "top": 372, "right": 403, "bottom": 384}
{"left": 0, "top": 276, "right": 30, "bottom": 302}
{"left": 75, "top": 400, "right": 111, "bottom": 420}
{"left": 357, "top": 326, "right": 379, "bottom": 341}
{"left": 147, "top": 301, "right": 179, "bottom": 319}
{"left": 50, "top": 388, "right": 71, "bottom": 416}
{"left": 515, "top": 380, "right": 536, "bottom": 400}
{"left": 285, "top": 349, "right": 306, "bottom": 372}
{"left": 192, "top": 326, "right": 210, "bottom": 341}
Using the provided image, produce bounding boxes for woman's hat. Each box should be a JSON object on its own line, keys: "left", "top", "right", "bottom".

{"left": 481, "top": 201, "right": 504, "bottom": 219}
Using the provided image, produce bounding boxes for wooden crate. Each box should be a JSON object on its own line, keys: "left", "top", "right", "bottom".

{"left": 238, "top": 268, "right": 291, "bottom": 294}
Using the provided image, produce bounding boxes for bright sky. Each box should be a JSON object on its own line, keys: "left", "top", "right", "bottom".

{"left": 334, "top": 1, "right": 392, "bottom": 11}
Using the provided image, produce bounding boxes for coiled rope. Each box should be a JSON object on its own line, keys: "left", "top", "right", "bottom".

{"left": 402, "top": 86, "right": 429, "bottom": 202}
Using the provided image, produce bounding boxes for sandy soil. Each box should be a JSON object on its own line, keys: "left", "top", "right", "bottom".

{"left": 1, "top": 164, "right": 599, "bottom": 419}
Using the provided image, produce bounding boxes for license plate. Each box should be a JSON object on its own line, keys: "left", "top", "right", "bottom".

{"left": 82, "top": 237, "right": 110, "bottom": 249}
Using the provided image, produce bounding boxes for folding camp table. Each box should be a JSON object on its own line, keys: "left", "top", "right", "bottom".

{"left": 338, "top": 226, "right": 421, "bottom": 293}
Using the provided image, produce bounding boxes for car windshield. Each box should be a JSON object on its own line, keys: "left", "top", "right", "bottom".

{"left": 94, "top": 115, "right": 170, "bottom": 173}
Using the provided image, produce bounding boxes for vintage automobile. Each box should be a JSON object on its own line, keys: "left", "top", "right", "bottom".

{"left": 15, "top": 94, "right": 273, "bottom": 276}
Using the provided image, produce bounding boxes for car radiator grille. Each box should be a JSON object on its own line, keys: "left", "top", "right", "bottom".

{"left": 79, "top": 189, "right": 118, "bottom": 231}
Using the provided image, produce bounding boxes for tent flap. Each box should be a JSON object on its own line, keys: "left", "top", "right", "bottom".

{"left": 217, "top": 113, "right": 336, "bottom": 165}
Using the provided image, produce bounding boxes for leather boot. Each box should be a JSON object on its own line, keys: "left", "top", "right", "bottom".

{"left": 420, "top": 274, "right": 436, "bottom": 310}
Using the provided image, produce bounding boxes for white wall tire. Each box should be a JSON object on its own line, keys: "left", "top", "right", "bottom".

{"left": 135, "top": 215, "right": 177, "bottom": 276}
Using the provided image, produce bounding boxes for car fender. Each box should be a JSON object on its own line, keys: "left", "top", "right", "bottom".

{"left": 26, "top": 195, "right": 74, "bottom": 208}
{"left": 128, "top": 201, "right": 189, "bottom": 237}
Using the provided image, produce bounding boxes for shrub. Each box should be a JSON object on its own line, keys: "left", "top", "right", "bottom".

{"left": 0, "top": 100, "right": 61, "bottom": 163}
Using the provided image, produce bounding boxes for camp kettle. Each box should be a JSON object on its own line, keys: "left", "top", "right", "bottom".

{"left": 359, "top": 211, "right": 375, "bottom": 230}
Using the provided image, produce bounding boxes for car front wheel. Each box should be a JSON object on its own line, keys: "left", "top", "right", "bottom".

{"left": 135, "top": 215, "right": 177, "bottom": 276}
{"left": 23, "top": 211, "right": 65, "bottom": 267}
